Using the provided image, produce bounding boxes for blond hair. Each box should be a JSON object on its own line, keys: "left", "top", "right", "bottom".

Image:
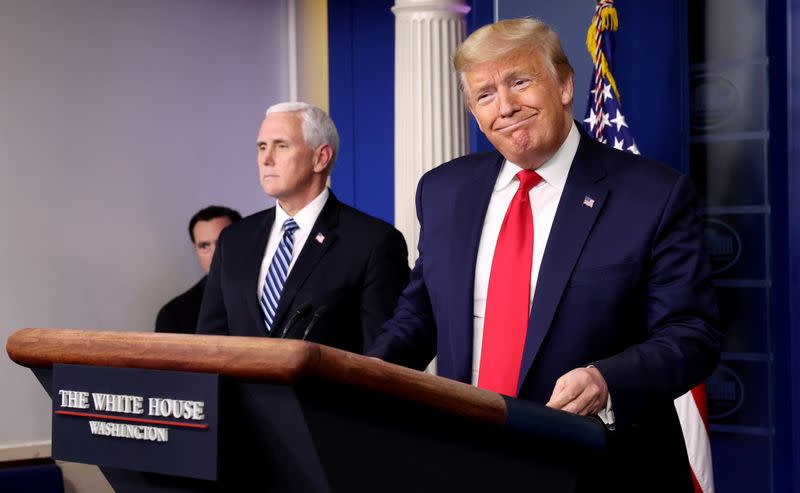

{"left": 453, "top": 18, "right": 574, "bottom": 93}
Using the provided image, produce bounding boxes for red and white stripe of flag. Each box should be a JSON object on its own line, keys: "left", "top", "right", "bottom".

{"left": 674, "top": 383, "right": 715, "bottom": 493}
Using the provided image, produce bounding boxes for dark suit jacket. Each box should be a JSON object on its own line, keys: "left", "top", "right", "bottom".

{"left": 369, "top": 132, "right": 721, "bottom": 491}
{"left": 197, "top": 192, "right": 409, "bottom": 354}
{"left": 155, "top": 277, "right": 206, "bottom": 334}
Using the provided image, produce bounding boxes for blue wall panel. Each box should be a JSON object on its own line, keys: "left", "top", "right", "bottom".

{"left": 789, "top": 4, "right": 800, "bottom": 489}
{"left": 328, "top": 0, "right": 395, "bottom": 224}
{"left": 328, "top": 0, "right": 356, "bottom": 205}
{"left": 350, "top": 2, "right": 395, "bottom": 224}
{"left": 612, "top": 0, "right": 689, "bottom": 174}
{"left": 770, "top": 0, "right": 799, "bottom": 491}
{"left": 467, "top": 0, "right": 496, "bottom": 154}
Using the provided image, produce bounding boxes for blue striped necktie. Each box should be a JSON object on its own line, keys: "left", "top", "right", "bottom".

{"left": 260, "top": 218, "right": 299, "bottom": 333}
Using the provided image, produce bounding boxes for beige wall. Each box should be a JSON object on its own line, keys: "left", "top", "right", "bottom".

{"left": 1, "top": 1, "right": 334, "bottom": 489}
{"left": 295, "top": 0, "right": 330, "bottom": 110}
{"left": 0, "top": 0, "right": 288, "bottom": 461}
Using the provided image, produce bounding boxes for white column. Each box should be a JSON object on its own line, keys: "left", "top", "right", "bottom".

{"left": 393, "top": 0, "right": 471, "bottom": 264}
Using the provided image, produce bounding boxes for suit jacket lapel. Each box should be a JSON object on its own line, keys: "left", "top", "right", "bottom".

{"left": 517, "top": 135, "right": 609, "bottom": 394}
{"left": 449, "top": 153, "right": 504, "bottom": 383}
{"left": 247, "top": 208, "right": 275, "bottom": 334}
{"left": 270, "top": 192, "right": 340, "bottom": 332}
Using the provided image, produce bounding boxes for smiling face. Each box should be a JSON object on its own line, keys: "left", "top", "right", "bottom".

{"left": 256, "top": 111, "right": 330, "bottom": 215}
{"left": 464, "top": 49, "right": 574, "bottom": 169}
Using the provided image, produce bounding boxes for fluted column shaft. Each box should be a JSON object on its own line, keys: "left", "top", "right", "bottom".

{"left": 393, "top": 0, "right": 471, "bottom": 264}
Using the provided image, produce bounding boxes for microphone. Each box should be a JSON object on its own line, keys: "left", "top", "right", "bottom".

{"left": 302, "top": 305, "right": 328, "bottom": 341}
{"left": 279, "top": 303, "right": 312, "bottom": 338}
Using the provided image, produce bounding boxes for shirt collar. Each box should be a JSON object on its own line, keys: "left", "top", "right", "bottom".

{"left": 274, "top": 187, "right": 330, "bottom": 232}
{"left": 494, "top": 121, "right": 580, "bottom": 193}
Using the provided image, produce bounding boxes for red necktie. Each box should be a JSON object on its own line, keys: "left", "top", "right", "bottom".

{"left": 478, "top": 170, "right": 542, "bottom": 396}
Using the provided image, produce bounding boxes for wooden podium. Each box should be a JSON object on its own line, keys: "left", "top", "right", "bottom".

{"left": 7, "top": 328, "right": 606, "bottom": 492}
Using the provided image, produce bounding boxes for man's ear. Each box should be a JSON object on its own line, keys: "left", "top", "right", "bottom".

{"left": 313, "top": 144, "right": 334, "bottom": 173}
{"left": 561, "top": 73, "right": 574, "bottom": 107}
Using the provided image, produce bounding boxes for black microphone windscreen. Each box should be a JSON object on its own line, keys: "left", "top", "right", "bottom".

{"left": 280, "top": 303, "right": 313, "bottom": 338}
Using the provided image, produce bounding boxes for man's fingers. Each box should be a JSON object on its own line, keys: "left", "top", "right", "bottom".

{"left": 568, "top": 390, "right": 602, "bottom": 416}
{"left": 545, "top": 367, "right": 608, "bottom": 415}
{"left": 567, "top": 380, "right": 606, "bottom": 415}
{"left": 545, "top": 377, "right": 572, "bottom": 408}
{"left": 561, "top": 387, "right": 593, "bottom": 414}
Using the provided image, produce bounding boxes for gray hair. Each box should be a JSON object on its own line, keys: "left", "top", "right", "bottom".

{"left": 265, "top": 102, "right": 340, "bottom": 168}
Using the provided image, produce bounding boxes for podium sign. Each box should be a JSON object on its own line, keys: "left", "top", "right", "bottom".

{"left": 52, "top": 364, "right": 219, "bottom": 480}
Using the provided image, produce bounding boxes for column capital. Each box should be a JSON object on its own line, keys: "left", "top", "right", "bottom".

{"left": 392, "top": 0, "right": 470, "bottom": 16}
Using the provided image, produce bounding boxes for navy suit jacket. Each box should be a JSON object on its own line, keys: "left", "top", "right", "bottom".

{"left": 155, "top": 277, "right": 206, "bottom": 334}
{"left": 369, "top": 131, "right": 721, "bottom": 490}
{"left": 198, "top": 192, "right": 409, "bottom": 354}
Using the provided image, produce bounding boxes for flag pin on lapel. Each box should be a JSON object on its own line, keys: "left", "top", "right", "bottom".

{"left": 582, "top": 196, "right": 595, "bottom": 208}
{"left": 315, "top": 232, "right": 325, "bottom": 244}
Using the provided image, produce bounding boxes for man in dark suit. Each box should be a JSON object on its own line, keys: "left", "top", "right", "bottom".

{"left": 369, "top": 19, "right": 721, "bottom": 491}
{"left": 197, "top": 102, "right": 409, "bottom": 354}
{"left": 155, "top": 205, "right": 241, "bottom": 333}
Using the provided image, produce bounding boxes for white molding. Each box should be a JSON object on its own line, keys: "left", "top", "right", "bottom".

{"left": 0, "top": 441, "right": 51, "bottom": 462}
{"left": 391, "top": 3, "right": 471, "bottom": 14}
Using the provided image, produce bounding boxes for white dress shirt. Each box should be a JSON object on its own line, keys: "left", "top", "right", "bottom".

{"left": 472, "top": 123, "right": 579, "bottom": 384}
{"left": 257, "top": 188, "right": 329, "bottom": 300}
{"left": 469, "top": 123, "right": 614, "bottom": 425}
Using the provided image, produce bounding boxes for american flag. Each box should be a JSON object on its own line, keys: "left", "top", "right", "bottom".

{"left": 582, "top": 0, "right": 639, "bottom": 155}
{"left": 583, "top": 2, "right": 714, "bottom": 493}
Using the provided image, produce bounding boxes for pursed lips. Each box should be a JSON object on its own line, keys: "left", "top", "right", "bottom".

{"left": 495, "top": 114, "right": 535, "bottom": 133}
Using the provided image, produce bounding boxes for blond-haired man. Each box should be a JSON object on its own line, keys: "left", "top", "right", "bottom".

{"left": 370, "top": 19, "right": 719, "bottom": 492}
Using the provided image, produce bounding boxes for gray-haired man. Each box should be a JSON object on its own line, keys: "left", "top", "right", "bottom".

{"left": 198, "top": 102, "right": 409, "bottom": 353}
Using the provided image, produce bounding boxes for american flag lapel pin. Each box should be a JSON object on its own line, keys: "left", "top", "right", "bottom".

{"left": 582, "top": 196, "right": 595, "bottom": 208}
{"left": 315, "top": 232, "right": 325, "bottom": 244}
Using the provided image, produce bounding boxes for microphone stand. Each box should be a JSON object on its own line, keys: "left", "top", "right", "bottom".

{"left": 302, "top": 306, "right": 328, "bottom": 340}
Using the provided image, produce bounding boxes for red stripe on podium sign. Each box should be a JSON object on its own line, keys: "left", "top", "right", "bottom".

{"left": 55, "top": 410, "right": 209, "bottom": 429}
